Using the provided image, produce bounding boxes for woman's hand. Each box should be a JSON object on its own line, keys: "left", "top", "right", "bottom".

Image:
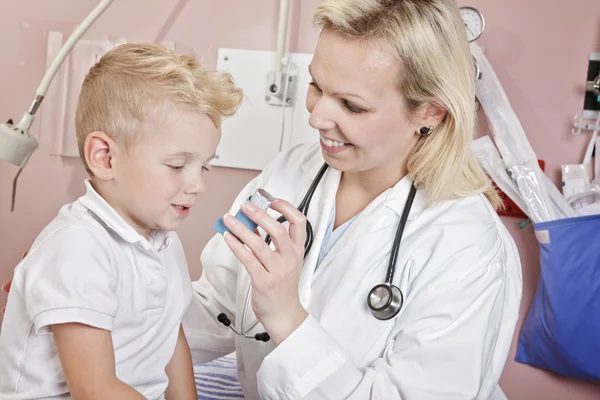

{"left": 222, "top": 199, "right": 308, "bottom": 346}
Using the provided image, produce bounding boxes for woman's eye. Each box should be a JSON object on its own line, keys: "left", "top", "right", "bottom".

{"left": 343, "top": 100, "right": 365, "bottom": 114}
{"left": 168, "top": 165, "right": 184, "bottom": 170}
{"left": 202, "top": 166, "right": 210, "bottom": 172}
{"left": 308, "top": 80, "right": 364, "bottom": 113}
{"left": 309, "top": 81, "right": 322, "bottom": 92}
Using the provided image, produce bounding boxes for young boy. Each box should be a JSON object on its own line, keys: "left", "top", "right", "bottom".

{"left": 0, "top": 43, "right": 242, "bottom": 399}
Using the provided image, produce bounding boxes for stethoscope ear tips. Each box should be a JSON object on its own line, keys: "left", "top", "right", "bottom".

{"left": 255, "top": 332, "right": 270, "bottom": 342}
{"left": 218, "top": 312, "right": 271, "bottom": 342}
{"left": 217, "top": 313, "right": 232, "bottom": 327}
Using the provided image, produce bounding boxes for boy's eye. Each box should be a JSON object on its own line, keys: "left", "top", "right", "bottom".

{"left": 168, "top": 165, "right": 184, "bottom": 170}
{"left": 202, "top": 166, "right": 210, "bottom": 172}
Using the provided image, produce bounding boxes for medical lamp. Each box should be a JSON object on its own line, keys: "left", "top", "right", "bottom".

{"left": 0, "top": 0, "right": 114, "bottom": 211}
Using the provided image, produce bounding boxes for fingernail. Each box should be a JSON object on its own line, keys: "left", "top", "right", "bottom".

{"left": 223, "top": 231, "right": 231, "bottom": 240}
{"left": 1, "top": 307, "right": 5, "bottom": 315}
{"left": 1, "top": 283, "right": 7, "bottom": 293}
{"left": 223, "top": 213, "right": 236, "bottom": 224}
{"left": 242, "top": 202, "right": 257, "bottom": 212}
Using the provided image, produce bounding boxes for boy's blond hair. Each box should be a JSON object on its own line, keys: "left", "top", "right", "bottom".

{"left": 75, "top": 43, "right": 243, "bottom": 174}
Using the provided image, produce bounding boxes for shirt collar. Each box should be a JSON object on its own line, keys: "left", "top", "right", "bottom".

{"left": 78, "top": 180, "right": 172, "bottom": 251}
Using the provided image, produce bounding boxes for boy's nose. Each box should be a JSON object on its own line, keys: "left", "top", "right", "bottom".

{"left": 184, "top": 175, "right": 205, "bottom": 194}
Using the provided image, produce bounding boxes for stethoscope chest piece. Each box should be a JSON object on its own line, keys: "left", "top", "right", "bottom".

{"left": 367, "top": 283, "right": 404, "bottom": 320}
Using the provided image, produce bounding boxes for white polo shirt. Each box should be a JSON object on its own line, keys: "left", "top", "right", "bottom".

{"left": 0, "top": 180, "right": 193, "bottom": 400}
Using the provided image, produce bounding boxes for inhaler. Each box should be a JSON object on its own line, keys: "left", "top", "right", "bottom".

{"left": 214, "top": 189, "right": 274, "bottom": 235}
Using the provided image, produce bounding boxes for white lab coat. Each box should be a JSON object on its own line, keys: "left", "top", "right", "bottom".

{"left": 183, "top": 143, "right": 523, "bottom": 400}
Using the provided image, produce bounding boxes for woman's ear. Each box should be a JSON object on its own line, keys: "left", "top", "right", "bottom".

{"left": 84, "top": 131, "right": 117, "bottom": 180}
{"left": 421, "top": 101, "right": 447, "bottom": 129}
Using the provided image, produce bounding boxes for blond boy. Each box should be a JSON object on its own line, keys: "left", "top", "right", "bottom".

{"left": 0, "top": 43, "right": 242, "bottom": 399}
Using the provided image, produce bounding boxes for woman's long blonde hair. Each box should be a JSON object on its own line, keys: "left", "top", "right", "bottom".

{"left": 313, "top": 0, "right": 501, "bottom": 208}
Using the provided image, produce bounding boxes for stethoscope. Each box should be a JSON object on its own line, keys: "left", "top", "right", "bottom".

{"left": 217, "top": 162, "right": 417, "bottom": 342}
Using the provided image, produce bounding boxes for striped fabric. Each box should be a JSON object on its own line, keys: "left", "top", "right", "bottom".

{"left": 194, "top": 354, "right": 245, "bottom": 400}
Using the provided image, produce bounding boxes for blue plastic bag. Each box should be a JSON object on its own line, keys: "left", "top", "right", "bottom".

{"left": 515, "top": 214, "right": 600, "bottom": 381}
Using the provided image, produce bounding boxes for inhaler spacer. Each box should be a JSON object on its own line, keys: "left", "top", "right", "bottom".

{"left": 214, "top": 189, "right": 274, "bottom": 235}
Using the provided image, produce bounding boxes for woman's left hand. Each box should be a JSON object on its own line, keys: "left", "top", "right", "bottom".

{"left": 222, "top": 198, "right": 308, "bottom": 346}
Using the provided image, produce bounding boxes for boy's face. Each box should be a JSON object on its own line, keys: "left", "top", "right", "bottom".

{"left": 109, "top": 106, "right": 220, "bottom": 237}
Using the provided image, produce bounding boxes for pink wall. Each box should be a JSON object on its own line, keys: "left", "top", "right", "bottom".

{"left": 1, "top": 0, "right": 599, "bottom": 398}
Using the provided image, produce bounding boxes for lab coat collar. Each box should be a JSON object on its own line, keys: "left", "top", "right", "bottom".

{"left": 384, "top": 176, "right": 428, "bottom": 221}
{"left": 311, "top": 179, "right": 427, "bottom": 278}
{"left": 300, "top": 147, "right": 329, "bottom": 182}
{"left": 298, "top": 149, "right": 429, "bottom": 286}
{"left": 78, "top": 180, "right": 171, "bottom": 250}
{"left": 299, "top": 150, "right": 428, "bottom": 221}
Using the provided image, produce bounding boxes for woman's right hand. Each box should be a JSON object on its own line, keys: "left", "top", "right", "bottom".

{"left": 1, "top": 251, "right": 27, "bottom": 314}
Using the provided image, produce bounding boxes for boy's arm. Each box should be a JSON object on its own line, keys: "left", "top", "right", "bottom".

{"left": 53, "top": 323, "right": 145, "bottom": 399}
{"left": 165, "top": 324, "right": 197, "bottom": 400}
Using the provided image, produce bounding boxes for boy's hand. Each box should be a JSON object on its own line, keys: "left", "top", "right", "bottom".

{"left": 53, "top": 323, "right": 146, "bottom": 399}
{"left": 165, "top": 324, "right": 197, "bottom": 399}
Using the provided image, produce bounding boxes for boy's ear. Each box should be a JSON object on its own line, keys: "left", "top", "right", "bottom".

{"left": 84, "top": 131, "right": 118, "bottom": 180}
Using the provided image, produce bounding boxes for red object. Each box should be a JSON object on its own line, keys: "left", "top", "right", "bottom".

{"left": 494, "top": 160, "right": 546, "bottom": 219}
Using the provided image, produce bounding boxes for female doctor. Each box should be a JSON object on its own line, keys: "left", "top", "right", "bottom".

{"left": 182, "top": 0, "right": 523, "bottom": 399}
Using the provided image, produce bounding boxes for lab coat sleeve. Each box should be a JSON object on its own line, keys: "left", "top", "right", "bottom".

{"left": 182, "top": 235, "right": 239, "bottom": 364}
{"left": 256, "top": 247, "right": 512, "bottom": 399}
{"left": 183, "top": 148, "right": 291, "bottom": 364}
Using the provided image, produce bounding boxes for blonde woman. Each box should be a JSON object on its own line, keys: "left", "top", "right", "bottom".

{"left": 184, "top": 0, "right": 522, "bottom": 399}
